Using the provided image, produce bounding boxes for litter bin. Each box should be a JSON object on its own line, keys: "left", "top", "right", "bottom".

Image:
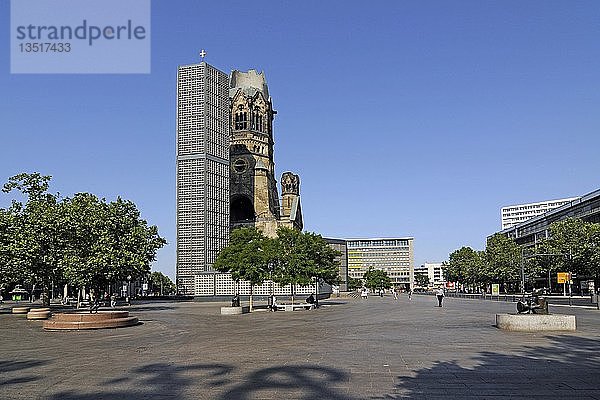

{"left": 591, "top": 294, "right": 598, "bottom": 304}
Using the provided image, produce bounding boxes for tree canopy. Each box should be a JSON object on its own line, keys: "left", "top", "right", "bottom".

{"left": 214, "top": 226, "right": 341, "bottom": 304}
{"left": 363, "top": 268, "right": 392, "bottom": 291}
{"left": 414, "top": 273, "right": 430, "bottom": 288}
{"left": 213, "top": 227, "right": 270, "bottom": 286}
{"left": 445, "top": 218, "right": 600, "bottom": 292}
{"left": 0, "top": 173, "right": 166, "bottom": 297}
{"left": 149, "top": 271, "right": 176, "bottom": 295}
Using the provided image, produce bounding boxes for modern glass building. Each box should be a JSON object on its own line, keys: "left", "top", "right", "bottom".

{"left": 176, "top": 62, "right": 230, "bottom": 295}
{"left": 346, "top": 238, "right": 414, "bottom": 290}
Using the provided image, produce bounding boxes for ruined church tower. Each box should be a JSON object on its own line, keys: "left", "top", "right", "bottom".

{"left": 229, "top": 70, "right": 302, "bottom": 237}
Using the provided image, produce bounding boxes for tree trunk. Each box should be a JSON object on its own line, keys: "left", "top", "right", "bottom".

{"left": 249, "top": 284, "right": 253, "bottom": 312}
{"left": 291, "top": 284, "right": 295, "bottom": 304}
{"left": 77, "top": 287, "right": 82, "bottom": 309}
{"left": 315, "top": 277, "right": 319, "bottom": 308}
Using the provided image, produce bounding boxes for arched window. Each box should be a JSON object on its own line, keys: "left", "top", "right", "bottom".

{"left": 231, "top": 195, "right": 255, "bottom": 223}
{"left": 235, "top": 111, "right": 248, "bottom": 130}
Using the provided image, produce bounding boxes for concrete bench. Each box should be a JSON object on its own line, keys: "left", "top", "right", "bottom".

{"left": 275, "top": 303, "right": 315, "bottom": 312}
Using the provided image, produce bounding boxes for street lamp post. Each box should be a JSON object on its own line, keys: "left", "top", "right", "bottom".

{"left": 127, "top": 275, "right": 132, "bottom": 305}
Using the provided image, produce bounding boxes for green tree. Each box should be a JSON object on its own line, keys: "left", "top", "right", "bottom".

{"left": 295, "top": 231, "right": 340, "bottom": 307}
{"left": 1, "top": 172, "right": 166, "bottom": 306}
{"left": 60, "top": 193, "right": 166, "bottom": 306}
{"left": 2, "top": 173, "right": 63, "bottom": 305}
{"left": 537, "top": 218, "right": 600, "bottom": 281}
{"left": 270, "top": 227, "right": 312, "bottom": 303}
{"left": 414, "top": 273, "right": 430, "bottom": 288}
{"left": 363, "top": 268, "right": 391, "bottom": 291}
{"left": 347, "top": 277, "right": 362, "bottom": 291}
{"left": 0, "top": 207, "right": 20, "bottom": 294}
{"left": 214, "top": 227, "right": 269, "bottom": 310}
{"left": 484, "top": 233, "right": 521, "bottom": 292}
{"left": 445, "top": 247, "right": 484, "bottom": 291}
{"left": 149, "top": 271, "right": 176, "bottom": 295}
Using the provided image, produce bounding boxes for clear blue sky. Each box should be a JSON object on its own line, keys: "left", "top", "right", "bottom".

{"left": 1, "top": 1, "right": 599, "bottom": 280}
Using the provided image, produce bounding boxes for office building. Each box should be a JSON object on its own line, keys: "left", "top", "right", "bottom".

{"left": 501, "top": 197, "right": 580, "bottom": 229}
{"left": 347, "top": 238, "right": 414, "bottom": 290}
{"left": 414, "top": 262, "right": 445, "bottom": 289}
{"left": 324, "top": 238, "right": 349, "bottom": 292}
{"left": 497, "top": 188, "right": 600, "bottom": 246}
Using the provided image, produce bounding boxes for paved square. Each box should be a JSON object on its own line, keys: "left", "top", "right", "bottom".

{"left": 2, "top": 295, "right": 600, "bottom": 399}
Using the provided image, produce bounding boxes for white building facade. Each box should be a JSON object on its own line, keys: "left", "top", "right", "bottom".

{"left": 501, "top": 197, "right": 580, "bottom": 229}
{"left": 414, "top": 262, "right": 445, "bottom": 289}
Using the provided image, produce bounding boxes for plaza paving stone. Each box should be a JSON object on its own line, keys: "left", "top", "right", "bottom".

{"left": 2, "top": 294, "right": 600, "bottom": 399}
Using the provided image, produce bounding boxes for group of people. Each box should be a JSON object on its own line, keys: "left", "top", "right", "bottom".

{"left": 359, "top": 286, "right": 446, "bottom": 307}
{"left": 88, "top": 289, "right": 118, "bottom": 313}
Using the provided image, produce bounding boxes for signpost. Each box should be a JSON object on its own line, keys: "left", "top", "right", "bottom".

{"left": 557, "top": 272, "right": 570, "bottom": 297}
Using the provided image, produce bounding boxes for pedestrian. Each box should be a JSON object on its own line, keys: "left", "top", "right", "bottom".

{"left": 408, "top": 289, "right": 413, "bottom": 300}
{"left": 436, "top": 287, "right": 444, "bottom": 307}
{"left": 392, "top": 288, "right": 398, "bottom": 300}
{"left": 361, "top": 287, "right": 368, "bottom": 300}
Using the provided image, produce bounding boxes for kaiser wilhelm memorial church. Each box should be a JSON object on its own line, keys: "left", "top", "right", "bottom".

{"left": 176, "top": 58, "right": 304, "bottom": 296}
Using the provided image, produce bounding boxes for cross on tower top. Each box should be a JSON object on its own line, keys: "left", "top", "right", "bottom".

{"left": 199, "top": 49, "right": 207, "bottom": 61}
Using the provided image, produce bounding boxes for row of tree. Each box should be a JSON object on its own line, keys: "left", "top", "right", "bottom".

{"left": 444, "top": 218, "right": 600, "bottom": 292}
{"left": 213, "top": 226, "right": 340, "bottom": 309}
{"left": 347, "top": 269, "right": 393, "bottom": 292}
{"left": 0, "top": 173, "right": 167, "bottom": 304}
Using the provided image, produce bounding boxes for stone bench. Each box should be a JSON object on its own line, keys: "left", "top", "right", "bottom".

{"left": 11, "top": 307, "right": 31, "bottom": 314}
{"left": 220, "top": 306, "right": 250, "bottom": 315}
{"left": 275, "top": 303, "right": 315, "bottom": 312}
{"left": 27, "top": 308, "right": 52, "bottom": 320}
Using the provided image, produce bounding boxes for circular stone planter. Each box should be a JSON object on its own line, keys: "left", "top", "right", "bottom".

{"left": 495, "top": 314, "right": 576, "bottom": 332}
{"left": 12, "top": 307, "right": 31, "bottom": 314}
{"left": 43, "top": 311, "right": 138, "bottom": 331}
{"left": 27, "top": 309, "right": 52, "bottom": 320}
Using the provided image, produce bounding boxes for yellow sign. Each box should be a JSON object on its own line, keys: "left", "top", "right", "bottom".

{"left": 557, "top": 272, "right": 569, "bottom": 284}
{"left": 491, "top": 284, "right": 500, "bottom": 296}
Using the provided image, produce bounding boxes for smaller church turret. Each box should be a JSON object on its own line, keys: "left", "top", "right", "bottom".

{"left": 280, "top": 172, "right": 303, "bottom": 231}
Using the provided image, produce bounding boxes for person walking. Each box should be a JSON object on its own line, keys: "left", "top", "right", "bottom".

{"left": 436, "top": 287, "right": 444, "bottom": 307}
{"left": 361, "top": 287, "right": 368, "bottom": 300}
{"left": 408, "top": 289, "right": 413, "bottom": 300}
{"left": 392, "top": 288, "right": 398, "bottom": 300}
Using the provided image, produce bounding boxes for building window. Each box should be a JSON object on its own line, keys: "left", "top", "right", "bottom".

{"left": 235, "top": 111, "right": 248, "bottom": 130}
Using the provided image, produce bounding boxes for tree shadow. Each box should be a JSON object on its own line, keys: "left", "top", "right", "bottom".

{"left": 0, "top": 359, "right": 49, "bottom": 386}
{"left": 378, "top": 335, "right": 600, "bottom": 399}
{"left": 46, "top": 362, "right": 354, "bottom": 400}
{"left": 219, "top": 364, "right": 355, "bottom": 400}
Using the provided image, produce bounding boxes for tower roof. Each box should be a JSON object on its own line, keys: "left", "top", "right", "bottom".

{"left": 229, "top": 69, "right": 270, "bottom": 98}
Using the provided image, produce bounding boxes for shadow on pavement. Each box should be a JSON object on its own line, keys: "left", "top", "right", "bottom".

{"left": 376, "top": 335, "right": 600, "bottom": 399}
{"left": 47, "top": 363, "right": 355, "bottom": 400}
{"left": 219, "top": 365, "right": 355, "bottom": 400}
{"left": 0, "top": 359, "right": 50, "bottom": 386}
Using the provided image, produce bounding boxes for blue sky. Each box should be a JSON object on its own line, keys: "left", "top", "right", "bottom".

{"left": 1, "top": 1, "right": 599, "bottom": 280}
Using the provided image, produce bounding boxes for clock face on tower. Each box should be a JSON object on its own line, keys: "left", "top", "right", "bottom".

{"left": 232, "top": 158, "right": 248, "bottom": 174}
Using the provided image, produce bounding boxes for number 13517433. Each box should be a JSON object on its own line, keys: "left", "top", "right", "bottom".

{"left": 19, "top": 42, "right": 71, "bottom": 52}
